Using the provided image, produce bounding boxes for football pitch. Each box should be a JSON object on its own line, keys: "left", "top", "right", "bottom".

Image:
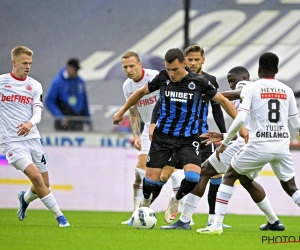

{"left": 0, "top": 209, "right": 299, "bottom": 250}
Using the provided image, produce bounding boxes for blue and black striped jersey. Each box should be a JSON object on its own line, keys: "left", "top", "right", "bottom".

{"left": 148, "top": 69, "right": 217, "bottom": 137}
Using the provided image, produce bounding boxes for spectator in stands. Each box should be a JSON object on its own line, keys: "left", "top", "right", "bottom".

{"left": 45, "top": 58, "right": 93, "bottom": 131}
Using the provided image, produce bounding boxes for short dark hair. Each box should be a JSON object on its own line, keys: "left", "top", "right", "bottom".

{"left": 184, "top": 45, "right": 204, "bottom": 57}
{"left": 67, "top": 58, "right": 80, "bottom": 70}
{"left": 228, "top": 66, "right": 250, "bottom": 78}
{"left": 165, "top": 48, "right": 185, "bottom": 63}
{"left": 122, "top": 51, "right": 140, "bottom": 62}
{"left": 259, "top": 52, "right": 279, "bottom": 72}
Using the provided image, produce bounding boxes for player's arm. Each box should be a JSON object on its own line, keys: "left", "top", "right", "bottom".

{"left": 17, "top": 82, "right": 44, "bottom": 137}
{"left": 113, "top": 84, "right": 150, "bottom": 124}
{"left": 288, "top": 91, "right": 300, "bottom": 132}
{"left": 215, "top": 109, "right": 248, "bottom": 161}
{"left": 149, "top": 98, "right": 160, "bottom": 141}
{"left": 211, "top": 103, "right": 226, "bottom": 133}
{"left": 129, "top": 107, "right": 142, "bottom": 150}
{"left": 17, "top": 106, "right": 43, "bottom": 136}
{"left": 220, "top": 90, "right": 241, "bottom": 101}
{"left": 211, "top": 93, "right": 237, "bottom": 120}
{"left": 211, "top": 93, "right": 248, "bottom": 143}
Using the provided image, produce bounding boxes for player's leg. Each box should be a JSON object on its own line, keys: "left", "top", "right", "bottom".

{"left": 121, "top": 154, "right": 146, "bottom": 225}
{"left": 14, "top": 159, "right": 68, "bottom": 226}
{"left": 170, "top": 169, "right": 184, "bottom": 201}
{"left": 164, "top": 135, "right": 202, "bottom": 224}
{"left": 199, "top": 142, "right": 224, "bottom": 226}
{"left": 207, "top": 174, "right": 222, "bottom": 225}
{"left": 161, "top": 140, "right": 235, "bottom": 229}
{"left": 20, "top": 170, "right": 49, "bottom": 216}
{"left": 30, "top": 139, "right": 69, "bottom": 227}
{"left": 164, "top": 163, "right": 200, "bottom": 223}
{"left": 133, "top": 154, "right": 147, "bottom": 209}
{"left": 272, "top": 153, "right": 300, "bottom": 211}
{"left": 238, "top": 175, "right": 284, "bottom": 231}
{"left": 140, "top": 167, "right": 163, "bottom": 207}
{"left": 160, "top": 160, "right": 218, "bottom": 229}
{"left": 196, "top": 164, "right": 240, "bottom": 235}
{"left": 140, "top": 129, "right": 174, "bottom": 207}
{"left": 197, "top": 149, "right": 271, "bottom": 234}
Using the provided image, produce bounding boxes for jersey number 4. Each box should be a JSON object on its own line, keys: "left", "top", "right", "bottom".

{"left": 268, "top": 99, "right": 280, "bottom": 123}
{"left": 41, "top": 154, "right": 47, "bottom": 165}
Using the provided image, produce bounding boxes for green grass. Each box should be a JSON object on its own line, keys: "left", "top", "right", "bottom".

{"left": 0, "top": 209, "right": 300, "bottom": 250}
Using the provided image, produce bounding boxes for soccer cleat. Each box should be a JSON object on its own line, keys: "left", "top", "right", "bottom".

{"left": 57, "top": 215, "right": 70, "bottom": 227}
{"left": 196, "top": 224, "right": 223, "bottom": 235}
{"left": 164, "top": 195, "right": 179, "bottom": 224}
{"left": 139, "top": 194, "right": 153, "bottom": 208}
{"left": 160, "top": 219, "right": 191, "bottom": 230}
{"left": 259, "top": 220, "right": 285, "bottom": 231}
{"left": 121, "top": 217, "right": 133, "bottom": 226}
{"left": 207, "top": 222, "right": 232, "bottom": 228}
{"left": 17, "top": 191, "right": 29, "bottom": 221}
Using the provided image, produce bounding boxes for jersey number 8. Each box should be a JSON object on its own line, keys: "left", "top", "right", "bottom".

{"left": 268, "top": 99, "right": 280, "bottom": 123}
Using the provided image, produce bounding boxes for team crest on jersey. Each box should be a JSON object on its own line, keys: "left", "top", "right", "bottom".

{"left": 26, "top": 84, "right": 32, "bottom": 92}
{"left": 188, "top": 82, "right": 196, "bottom": 90}
{"left": 166, "top": 80, "right": 170, "bottom": 85}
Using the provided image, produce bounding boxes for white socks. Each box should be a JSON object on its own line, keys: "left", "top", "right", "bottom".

{"left": 179, "top": 193, "right": 200, "bottom": 223}
{"left": 208, "top": 214, "right": 215, "bottom": 225}
{"left": 214, "top": 184, "right": 233, "bottom": 228}
{"left": 24, "top": 187, "right": 38, "bottom": 204}
{"left": 171, "top": 170, "right": 184, "bottom": 193}
{"left": 292, "top": 190, "right": 300, "bottom": 206}
{"left": 133, "top": 168, "right": 145, "bottom": 210}
{"left": 256, "top": 196, "right": 278, "bottom": 224}
{"left": 40, "top": 192, "right": 63, "bottom": 218}
{"left": 171, "top": 170, "right": 185, "bottom": 208}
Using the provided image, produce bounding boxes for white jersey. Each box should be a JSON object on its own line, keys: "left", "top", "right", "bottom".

{"left": 239, "top": 78, "right": 298, "bottom": 153}
{"left": 0, "top": 73, "right": 43, "bottom": 143}
{"left": 232, "top": 81, "right": 251, "bottom": 133}
{"left": 123, "top": 69, "right": 159, "bottom": 124}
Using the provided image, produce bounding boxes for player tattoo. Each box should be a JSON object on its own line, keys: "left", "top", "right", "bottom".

{"left": 129, "top": 107, "right": 140, "bottom": 138}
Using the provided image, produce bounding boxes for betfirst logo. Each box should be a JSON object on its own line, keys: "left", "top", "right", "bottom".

{"left": 136, "top": 95, "right": 158, "bottom": 107}
{"left": 1, "top": 94, "right": 33, "bottom": 104}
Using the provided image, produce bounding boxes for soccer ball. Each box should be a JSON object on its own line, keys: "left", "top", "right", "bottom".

{"left": 132, "top": 207, "right": 157, "bottom": 229}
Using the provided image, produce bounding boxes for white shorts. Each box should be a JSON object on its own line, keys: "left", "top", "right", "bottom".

{"left": 139, "top": 123, "right": 151, "bottom": 155}
{"left": 208, "top": 137, "right": 245, "bottom": 174}
{"left": 1, "top": 138, "right": 48, "bottom": 173}
{"left": 231, "top": 146, "right": 295, "bottom": 182}
{"left": 208, "top": 137, "right": 259, "bottom": 179}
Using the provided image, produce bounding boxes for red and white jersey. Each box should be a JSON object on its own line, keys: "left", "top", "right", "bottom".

{"left": 123, "top": 69, "right": 159, "bottom": 124}
{"left": 231, "top": 80, "right": 251, "bottom": 133}
{"left": 239, "top": 78, "right": 298, "bottom": 153}
{"left": 0, "top": 73, "right": 43, "bottom": 143}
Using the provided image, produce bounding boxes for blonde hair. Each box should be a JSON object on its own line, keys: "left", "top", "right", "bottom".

{"left": 122, "top": 51, "right": 140, "bottom": 62}
{"left": 11, "top": 46, "right": 33, "bottom": 60}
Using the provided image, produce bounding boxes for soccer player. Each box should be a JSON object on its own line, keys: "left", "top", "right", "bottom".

{"left": 113, "top": 48, "right": 248, "bottom": 225}
{"left": 150, "top": 45, "right": 230, "bottom": 225}
{"left": 120, "top": 51, "right": 186, "bottom": 225}
{"left": 184, "top": 45, "right": 229, "bottom": 227}
{"left": 0, "top": 46, "right": 70, "bottom": 227}
{"left": 161, "top": 66, "right": 283, "bottom": 231}
{"left": 198, "top": 52, "right": 300, "bottom": 235}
